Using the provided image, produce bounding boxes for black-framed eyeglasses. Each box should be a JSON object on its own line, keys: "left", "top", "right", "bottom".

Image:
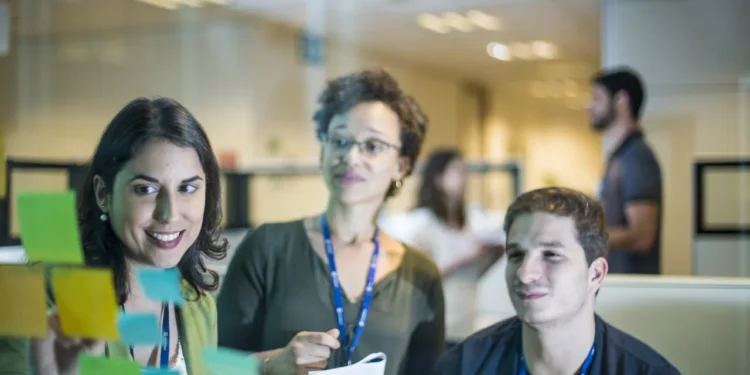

{"left": 324, "top": 135, "right": 401, "bottom": 158}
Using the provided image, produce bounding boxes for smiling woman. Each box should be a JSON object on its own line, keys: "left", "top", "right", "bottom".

{"left": 30, "top": 97, "right": 229, "bottom": 375}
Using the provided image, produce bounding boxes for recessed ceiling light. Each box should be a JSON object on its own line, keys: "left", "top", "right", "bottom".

{"left": 531, "top": 41, "right": 558, "bottom": 59}
{"left": 466, "top": 10, "right": 502, "bottom": 31}
{"left": 417, "top": 13, "right": 450, "bottom": 34}
{"left": 487, "top": 42, "right": 512, "bottom": 61}
{"left": 443, "top": 12, "right": 475, "bottom": 32}
{"left": 511, "top": 42, "right": 533, "bottom": 60}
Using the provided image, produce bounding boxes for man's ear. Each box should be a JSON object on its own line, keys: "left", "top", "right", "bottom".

{"left": 589, "top": 257, "right": 608, "bottom": 294}
{"left": 93, "top": 175, "right": 110, "bottom": 213}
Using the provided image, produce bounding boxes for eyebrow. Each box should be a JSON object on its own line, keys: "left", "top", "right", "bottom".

{"left": 538, "top": 241, "right": 564, "bottom": 249}
{"left": 506, "top": 241, "right": 564, "bottom": 251}
{"left": 129, "top": 174, "right": 203, "bottom": 184}
{"left": 329, "top": 125, "right": 386, "bottom": 137}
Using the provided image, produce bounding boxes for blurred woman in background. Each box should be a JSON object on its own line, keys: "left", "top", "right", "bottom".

{"left": 217, "top": 69, "right": 445, "bottom": 375}
{"left": 380, "top": 148, "right": 507, "bottom": 347}
{"left": 31, "top": 97, "right": 228, "bottom": 375}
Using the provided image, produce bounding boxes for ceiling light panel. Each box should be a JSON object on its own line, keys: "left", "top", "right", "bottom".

{"left": 487, "top": 41, "right": 559, "bottom": 62}
{"left": 417, "top": 10, "right": 502, "bottom": 33}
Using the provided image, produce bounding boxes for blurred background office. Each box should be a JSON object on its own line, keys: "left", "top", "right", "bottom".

{"left": 0, "top": 0, "right": 749, "bottom": 374}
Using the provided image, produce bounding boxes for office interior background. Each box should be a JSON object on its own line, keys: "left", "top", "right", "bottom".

{"left": 0, "top": 0, "right": 749, "bottom": 373}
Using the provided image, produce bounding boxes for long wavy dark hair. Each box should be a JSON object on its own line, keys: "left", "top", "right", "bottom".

{"left": 416, "top": 148, "right": 467, "bottom": 229}
{"left": 78, "top": 97, "right": 228, "bottom": 304}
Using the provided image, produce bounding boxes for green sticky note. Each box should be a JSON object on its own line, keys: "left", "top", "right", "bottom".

{"left": 202, "top": 347, "right": 260, "bottom": 375}
{"left": 17, "top": 191, "right": 84, "bottom": 264}
{"left": 78, "top": 354, "right": 139, "bottom": 375}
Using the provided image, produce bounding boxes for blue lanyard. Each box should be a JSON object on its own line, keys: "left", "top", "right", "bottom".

{"left": 321, "top": 214, "right": 380, "bottom": 365}
{"left": 123, "top": 303, "right": 171, "bottom": 369}
{"left": 519, "top": 343, "right": 595, "bottom": 375}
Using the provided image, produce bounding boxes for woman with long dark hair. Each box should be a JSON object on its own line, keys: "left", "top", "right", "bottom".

{"left": 381, "top": 148, "right": 507, "bottom": 346}
{"left": 31, "top": 97, "right": 228, "bottom": 375}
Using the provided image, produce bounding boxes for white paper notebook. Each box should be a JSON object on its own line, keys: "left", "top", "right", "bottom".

{"left": 309, "top": 352, "right": 387, "bottom": 375}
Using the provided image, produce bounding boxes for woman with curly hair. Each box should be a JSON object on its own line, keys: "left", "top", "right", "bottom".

{"left": 217, "top": 69, "right": 445, "bottom": 375}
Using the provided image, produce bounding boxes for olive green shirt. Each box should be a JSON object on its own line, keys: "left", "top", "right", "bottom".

{"left": 217, "top": 220, "right": 446, "bottom": 375}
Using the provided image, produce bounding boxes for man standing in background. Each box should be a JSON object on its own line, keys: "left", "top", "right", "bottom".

{"left": 588, "top": 68, "right": 663, "bottom": 274}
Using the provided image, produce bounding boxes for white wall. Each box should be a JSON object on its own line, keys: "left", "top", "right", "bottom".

{"left": 602, "top": 0, "right": 750, "bottom": 275}
{"left": 0, "top": 15, "right": 480, "bottom": 230}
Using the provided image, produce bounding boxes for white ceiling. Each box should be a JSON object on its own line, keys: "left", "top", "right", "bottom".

{"left": 226, "top": 0, "right": 601, "bottom": 83}
{"left": 9, "top": 0, "right": 600, "bottom": 83}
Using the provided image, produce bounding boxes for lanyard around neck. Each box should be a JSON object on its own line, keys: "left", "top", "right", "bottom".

{"left": 519, "top": 343, "right": 595, "bottom": 375}
{"left": 320, "top": 214, "right": 380, "bottom": 365}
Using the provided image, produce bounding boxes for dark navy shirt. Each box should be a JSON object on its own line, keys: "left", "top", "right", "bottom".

{"left": 431, "top": 315, "right": 681, "bottom": 375}
{"left": 600, "top": 131, "right": 663, "bottom": 274}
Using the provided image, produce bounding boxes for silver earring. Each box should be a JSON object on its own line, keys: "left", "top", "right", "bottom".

{"left": 100, "top": 213, "right": 108, "bottom": 222}
{"left": 394, "top": 180, "right": 403, "bottom": 189}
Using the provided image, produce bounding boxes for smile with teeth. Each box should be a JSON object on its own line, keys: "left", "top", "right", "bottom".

{"left": 146, "top": 231, "right": 182, "bottom": 242}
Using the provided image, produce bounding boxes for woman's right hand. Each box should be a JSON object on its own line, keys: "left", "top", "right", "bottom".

{"left": 265, "top": 329, "right": 341, "bottom": 375}
{"left": 31, "top": 312, "right": 105, "bottom": 375}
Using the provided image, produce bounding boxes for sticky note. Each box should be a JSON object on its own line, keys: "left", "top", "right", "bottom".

{"left": 0, "top": 265, "right": 48, "bottom": 337}
{"left": 135, "top": 267, "right": 184, "bottom": 305}
{"left": 202, "top": 347, "right": 260, "bottom": 375}
{"left": 16, "top": 191, "right": 84, "bottom": 265}
{"left": 79, "top": 354, "right": 139, "bottom": 375}
{"left": 52, "top": 267, "right": 119, "bottom": 340}
{"left": 118, "top": 312, "right": 161, "bottom": 346}
{"left": 141, "top": 369, "right": 180, "bottom": 375}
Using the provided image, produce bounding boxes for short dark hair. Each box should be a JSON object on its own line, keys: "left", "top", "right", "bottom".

{"left": 78, "top": 97, "right": 228, "bottom": 304}
{"left": 592, "top": 68, "right": 646, "bottom": 120}
{"left": 503, "top": 187, "right": 608, "bottom": 265}
{"left": 313, "top": 68, "right": 429, "bottom": 197}
{"left": 417, "top": 148, "right": 466, "bottom": 228}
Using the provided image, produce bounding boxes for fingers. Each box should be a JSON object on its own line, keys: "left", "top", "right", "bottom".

{"left": 326, "top": 329, "right": 340, "bottom": 340}
{"left": 287, "top": 329, "right": 342, "bottom": 367}
{"left": 303, "top": 330, "right": 340, "bottom": 349}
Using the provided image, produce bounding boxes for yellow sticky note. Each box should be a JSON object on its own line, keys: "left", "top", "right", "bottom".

{"left": 51, "top": 267, "right": 119, "bottom": 340}
{"left": 17, "top": 191, "right": 84, "bottom": 265}
{"left": 0, "top": 265, "right": 48, "bottom": 338}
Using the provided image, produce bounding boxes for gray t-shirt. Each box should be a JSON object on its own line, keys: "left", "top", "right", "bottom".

{"left": 600, "top": 131, "right": 663, "bottom": 274}
{"left": 216, "top": 220, "right": 446, "bottom": 375}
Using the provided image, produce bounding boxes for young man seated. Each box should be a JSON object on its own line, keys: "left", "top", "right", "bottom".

{"left": 432, "top": 187, "right": 681, "bottom": 375}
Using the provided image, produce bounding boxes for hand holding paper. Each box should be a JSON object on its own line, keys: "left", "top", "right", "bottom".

{"left": 265, "top": 329, "right": 341, "bottom": 374}
{"left": 309, "top": 352, "right": 387, "bottom": 375}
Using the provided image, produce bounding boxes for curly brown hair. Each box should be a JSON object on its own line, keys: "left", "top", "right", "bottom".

{"left": 503, "top": 187, "right": 608, "bottom": 265}
{"left": 312, "top": 68, "right": 429, "bottom": 197}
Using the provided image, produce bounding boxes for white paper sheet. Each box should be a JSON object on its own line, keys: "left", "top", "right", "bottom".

{"left": 309, "top": 352, "right": 386, "bottom": 375}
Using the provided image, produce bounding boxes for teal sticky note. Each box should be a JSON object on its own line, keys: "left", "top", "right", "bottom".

{"left": 118, "top": 312, "right": 161, "bottom": 346}
{"left": 135, "top": 267, "right": 185, "bottom": 305}
{"left": 141, "top": 369, "right": 179, "bottom": 375}
{"left": 78, "top": 354, "right": 140, "bottom": 375}
{"left": 202, "top": 347, "right": 260, "bottom": 375}
{"left": 17, "top": 191, "right": 84, "bottom": 264}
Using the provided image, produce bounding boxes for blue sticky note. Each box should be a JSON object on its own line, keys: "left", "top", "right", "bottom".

{"left": 202, "top": 347, "right": 260, "bottom": 375}
{"left": 135, "top": 267, "right": 184, "bottom": 305}
{"left": 118, "top": 312, "right": 161, "bottom": 346}
{"left": 141, "top": 369, "right": 179, "bottom": 375}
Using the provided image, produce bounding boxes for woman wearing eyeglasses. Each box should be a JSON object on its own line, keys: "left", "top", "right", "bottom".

{"left": 217, "top": 69, "right": 445, "bottom": 375}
